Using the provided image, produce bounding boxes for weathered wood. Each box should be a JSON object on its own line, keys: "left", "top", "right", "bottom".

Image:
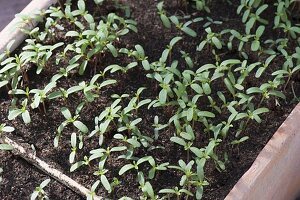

{"left": 226, "top": 103, "right": 300, "bottom": 200}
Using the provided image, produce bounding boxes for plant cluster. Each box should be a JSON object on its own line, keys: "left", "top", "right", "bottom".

{"left": 1, "top": 0, "right": 300, "bottom": 199}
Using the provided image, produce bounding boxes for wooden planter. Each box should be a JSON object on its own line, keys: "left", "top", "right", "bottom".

{"left": 1, "top": 1, "right": 300, "bottom": 200}
{"left": 226, "top": 103, "right": 300, "bottom": 200}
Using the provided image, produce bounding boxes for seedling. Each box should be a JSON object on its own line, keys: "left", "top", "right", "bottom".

{"left": 55, "top": 103, "right": 88, "bottom": 147}
{"left": 8, "top": 99, "right": 31, "bottom": 124}
{"left": 169, "top": 15, "right": 198, "bottom": 37}
{"left": 157, "top": 2, "right": 171, "bottom": 28}
{"left": 30, "top": 178, "right": 50, "bottom": 200}
{"left": 159, "top": 186, "right": 193, "bottom": 200}
{"left": 198, "top": 27, "right": 223, "bottom": 51}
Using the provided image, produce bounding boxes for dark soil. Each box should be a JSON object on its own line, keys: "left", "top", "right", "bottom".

{"left": 1, "top": 0, "right": 300, "bottom": 200}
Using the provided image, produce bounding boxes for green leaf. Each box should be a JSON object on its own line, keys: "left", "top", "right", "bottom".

{"left": 170, "top": 37, "right": 182, "bottom": 46}
{"left": 181, "top": 26, "right": 197, "bottom": 37}
{"left": 101, "top": 175, "right": 111, "bottom": 192}
{"left": 224, "top": 78, "right": 235, "bottom": 96}
{"left": 119, "top": 164, "right": 135, "bottom": 175}
{"left": 246, "top": 87, "right": 261, "bottom": 94}
{"left": 144, "top": 182, "right": 155, "bottom": 198}
{"left": 202, "top": 83, "right": 211, "bottom": 95}
{"left": 159, "top": 89, "right": 167, "bottom": 104}
{"left": 253, "top": 107, "right": 269, "bottom": 115}
{"left": 187, "top": 108, "right": 194, "bottom": 121}
{"left": 79, "top": 60, "right": 88, "bottom": 75}
{"left": 0, "top": 144, "right": 13, "bottom": 150}
{"left": 197, "top": 111, "right": 215, "bottom": 118}
{"left": 69, "top": 151, "right": 76, "bottom": 163}
{"left": 84, "top": 13, "right": 94, "bottom": 24}
{"left": 73, "top": 121, "right": 89, "bottom": 133}
{"left": 2, "top": 126, "right": 15, "bottom": 133}
{"left": 78, "top": 0, "right": 85, "bottom": 11}
{"left": 170, "top": 136, "right": 186, "bottom": 147}
{"left": 61, "top": 107, "right": 72, "bottom": 119}
{"left": 71, "top": 132, "right": 77, "bottom": 147}
{"left": 212, "top": 37, "right": 222, "bottom": 49}
{"left": 40, "top": 178, "right": 51, "bottom": 188}
{"left": 255, "top": 67, "right": 265, "bottom": 78}
{"left": 22, "top": 110, "right": 31, "bottom": 124}
{"left": 66, "top": 31, "right": 79, "bottom": 37}
{"left": 196, "top": 186, "right": 204, "bottom": 200}
{"left": 160, "top": 14, "right": 171, "bottom": 28}
{"left": 191, "top": 84, "right": 203, "bottom": 94}
{"left": 135, "top": 45, "right": 145, "bottom": 57}
{"left": 197, "top": 40, "right": 207, "bottom": 51}
{"left": 30, "top": 191, "right": 39, "bottom": 200}
{"left": 0, "top": 80, "right": 8, "bottom": 88}
{"left": 251, "top": 40, "right": 260, "bottom": 51}
{"left": 235, "top": 113, "right": 248, "bottom": 120}
{"left": 0, "top": 63, "right": 16, "bottom": 73}
{"left": 70, "top": 161, "right": 84, "bottom": 172}
{"left": 107, "top": 44, "right": 118, "bottom": 57}
{"left": 142, "top": 60, "right": 150, "bottom": 70}
{"left": 160, "top": 49, "right": 169, "bottom": 63}
{"left": 269, "top": 90, "right": 286, "bottom": 99}
{"left": 256, "top": 25, "right": 265, "bottom": 38}
{"left": 246, "top": 17, "right": 255, "bottom": 34}
{"left": 256, "top": 4, "right": 268, "bottom": 15}
{"left": 91, "top": 180, "right": 100, "bottom": 191}
{"left": 196, "top": 64, "right": 216, "bottom": 73}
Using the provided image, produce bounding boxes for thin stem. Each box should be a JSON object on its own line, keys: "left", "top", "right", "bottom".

{"left": 42, "top": 102, "right": 47, "bottom": 114}
{"left": 284, "top": 75, "right": 291, "bottom": 91}
{"left": 291, "top": 81, "right": 299, "bottom": 101}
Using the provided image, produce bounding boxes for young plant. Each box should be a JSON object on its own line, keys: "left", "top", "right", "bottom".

{"left": 197, "top": 27, "right": 223, "bottom": 51}
{"left": 157, "top": 2, "right": 171, "bottom": 28}
{"left": 55, "top": 103, "right": 88, "bottom": 147}
{"left": 148, "top": 157, "right": 169, "bottom": 179}
{"left": 86, "top": 180, "right": 100, "bottom": 200}
{"left": 30, "top": 81, "right": 56, "bottom": 113}
{"left": 30, "top": 178, "right": 50, "bottom": 200}
{"left": 138, "top": 172, "right": 159, "bottom": 200}
{"left": 169, "top": 15, "right": 198, "bottom": 37}
{"left": 118, "top": 156, "right": 152, "bottom": 175}
{"left": 251, "top": 25, "right": 265, "bottom": 51}
{"left": 159, "top": 186, "right": 193, "bottom": 200}
{"left": 8, "top": 99, "right": 31, "bottom": 124}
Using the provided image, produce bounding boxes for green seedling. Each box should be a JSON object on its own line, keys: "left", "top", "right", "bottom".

{"left": 8, "top": 99, "right": 31, "bottom": 124}
{"left": 159, "top": 186, "right": 193, "bottom": 200}
{"left": 138, "top": 172, "right": 159, "bottom": 200}
{"left": 55, "top": 103, "right": 88, "bottom": 147}
{"left": 30, "top": 81, "right": 56, "bottom": 113}
{"left": 86, "top": 180, "right": 100, "bottom": 200}
{"left": 157, "top": 2, "right": 171, "bottom": 28}
{"left": 118, "top": 156, "right": 152, "bottom": 175}
{"left": 148, "top": 157, "right": 169, "bottom": 179}
{"left": 30, "top": 178, "right": 50, "bottom": 200}
{"left": 198, "top": 27, "right": 223, "bottom": 51}
{"left": 169, "top": 16, "right": 198, "bottom": 37}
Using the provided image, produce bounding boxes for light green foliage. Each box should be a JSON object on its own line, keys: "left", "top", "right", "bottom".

{"left": 2, "top": 0, "right": 300, "bottom": 199}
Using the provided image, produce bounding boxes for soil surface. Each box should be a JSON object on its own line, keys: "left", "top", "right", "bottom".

{"left": 1, "top": 0, "right": 300, "bottom": 200}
